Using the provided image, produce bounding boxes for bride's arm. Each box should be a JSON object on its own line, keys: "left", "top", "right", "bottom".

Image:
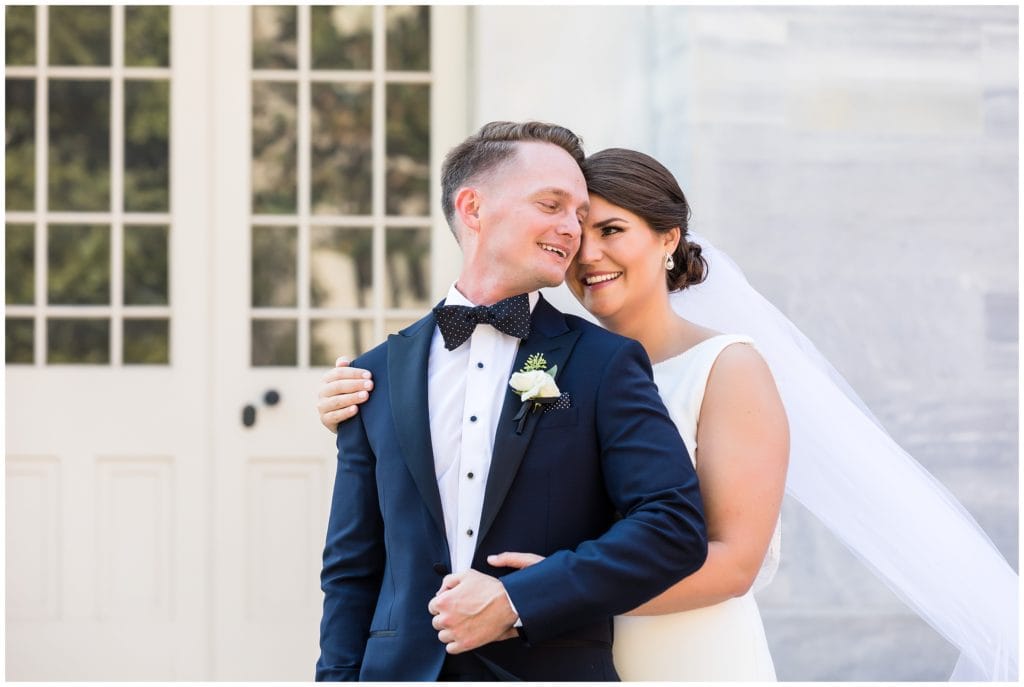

{"left": 628, "top": 343, "right": 789, "bottom": 615}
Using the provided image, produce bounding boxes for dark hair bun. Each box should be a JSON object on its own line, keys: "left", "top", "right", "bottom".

{"left": 668, "top": 239, "right": 707, "bottom": 292}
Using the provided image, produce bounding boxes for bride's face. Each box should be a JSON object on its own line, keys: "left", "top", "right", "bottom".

{"left": 567, "top": 195, "right": 674, "bottom": 322}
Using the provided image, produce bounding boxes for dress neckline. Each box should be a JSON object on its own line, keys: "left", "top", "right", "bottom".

{"left": 652, "top": 333, "right": 752, "bottom": 369}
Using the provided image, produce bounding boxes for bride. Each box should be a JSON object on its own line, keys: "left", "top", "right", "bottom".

{"left": 316, "top": 148, "right": 1018, "bottom": 681}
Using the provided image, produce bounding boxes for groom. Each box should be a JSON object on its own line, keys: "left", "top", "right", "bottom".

{"left": 316, "top": 121, "right": 707, "bottom": 681}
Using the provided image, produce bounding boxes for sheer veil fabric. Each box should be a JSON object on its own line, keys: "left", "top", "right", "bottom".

{"left": 667, "top": 231, "right": 1018, "bottom": 680}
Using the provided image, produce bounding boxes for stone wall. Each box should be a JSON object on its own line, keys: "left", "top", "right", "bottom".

{"left": 473, "top": 5, "right": 1017, "bottom": 679}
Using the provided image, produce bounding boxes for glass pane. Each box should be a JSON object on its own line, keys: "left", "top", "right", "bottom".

{"left": 6, "top": 79, "right": 35, "bottom": 211}
{"left": 47, "top": 318, "right": 109, "bottom": 364}
{"left": 124, "top": 80, "right": 170, "bottom": 212}
{"left": 252, "top": 6, "right": 297, "bottom": 70}
{"left": 48, "top": 224, "right": 110, "bottom": 305}
{"left": 124, "top": 225, "right": 168, "bottom": 305}
{"left": 386, "top": 6, "right": 430, "bottom": 72}
{"left": 6, "top": 318, "right": 34, "bottom": 364}
{"left": 125, "top": 6, "right": 169, "bottom": 67}
{"left": 386, "top": 83, "right": 430, "bottom": 216}
{"left": 311, "top": 6, "right": 373, "bottom": 70}
{"left": 311, "top": 83, "right": 372, "bottom": 215}
{"left": 386, "top": 227, "right": 430, "bottom": 309}
{"left": 252, "top": 81, "right": 297, "bottom": 214}
{"left": 49, "top": 80, "right": 110, "bottom": 212}
{"left": 311, "top": 318, "right": 372, "bottom": 365}
{"left": 49, "top": 6, "right": 110, "bottom": 66}
{"left": 6, "top": 224, "right": 35, "bottom": 305}
{"left": 252, "top": 225, "right": 297, "bottom": 307}
{"left": 124, "top": 318, "right": 169, "bottom": 364}
{"left": 310, "top": 226, "right": 373, "bottom": 309}
{"left": 252, "top": 319, "right": 297, "bottom": 366}
{"left": 5, "top": 6, "right": 35, "bottom": 65}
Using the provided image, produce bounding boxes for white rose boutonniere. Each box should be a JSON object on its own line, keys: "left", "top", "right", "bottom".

{"left": 509, "top": 353, "right": 561, "bottom": 433}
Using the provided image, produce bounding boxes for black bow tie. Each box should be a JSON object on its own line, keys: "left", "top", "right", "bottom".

{"left": 433, "top": 293, "right": 532, "bottom": 351}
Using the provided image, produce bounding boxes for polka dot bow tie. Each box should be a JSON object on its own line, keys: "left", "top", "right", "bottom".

{"left": 433, "top": 294, "right": 532, "bottom": 351}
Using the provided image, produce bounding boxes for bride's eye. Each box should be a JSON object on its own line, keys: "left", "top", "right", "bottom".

{"left": 601, "top": 225, "right": 624, "bottom": 237}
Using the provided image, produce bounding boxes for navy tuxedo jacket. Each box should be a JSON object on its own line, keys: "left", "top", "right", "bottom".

{"left": 316, "top": 296, "right": 707, "bottom": 681}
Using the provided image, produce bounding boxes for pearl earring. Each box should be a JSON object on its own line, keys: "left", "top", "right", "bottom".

{"left": 665, "top": 253, "right": 675, "bottom": 271}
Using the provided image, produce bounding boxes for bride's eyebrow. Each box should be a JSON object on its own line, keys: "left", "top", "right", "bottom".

{"left": 592, "top": 217, "right": 628, "bottom": 228}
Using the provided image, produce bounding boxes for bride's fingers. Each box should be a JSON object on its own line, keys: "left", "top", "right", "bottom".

{"left": 320, "top": 365, "right": 373, "bottom": 386}
{"left": 486, "top": 552, "right": 545, "bottom": 570}
{"left": 318, "top": 379, "right": 374, "bottom": 404}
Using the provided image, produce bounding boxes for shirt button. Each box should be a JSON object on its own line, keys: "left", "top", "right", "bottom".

{"left": 477, "top": 362, "right": 484, "bottom": 369}
{"left": 466, "top": 529, "right": 474, "bottom": 537}
{"left": 467, "top": 472, "right": 474, "bottom": 479}
{"left": 469, "top": 415, "right": 477, "bottom": 422}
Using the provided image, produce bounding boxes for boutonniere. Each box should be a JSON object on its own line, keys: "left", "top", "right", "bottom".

{"left": 509, "top": 353, "right": 560, "bottom": 434}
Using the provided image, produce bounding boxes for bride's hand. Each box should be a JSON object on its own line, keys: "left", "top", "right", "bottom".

{"left": 317, "top": 356, "right": 374, "bottom": 434}
{"left": 486, "top": 552, "right": 545, "bottom": 570}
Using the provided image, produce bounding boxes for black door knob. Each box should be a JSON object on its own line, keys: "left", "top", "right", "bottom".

{"left": 264, "top": 389, "right": 281, "bottom": 406}
{"left": 242, "top": 404, "right": 257, "bottom": 427}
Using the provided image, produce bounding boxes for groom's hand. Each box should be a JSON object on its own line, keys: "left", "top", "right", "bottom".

{"left": 427, "top": 569, "right": 518, "bottom": 653}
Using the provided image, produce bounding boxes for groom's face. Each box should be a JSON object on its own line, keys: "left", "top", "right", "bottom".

{"left": 472, "top": 142, "right": 588, "bottom": 292}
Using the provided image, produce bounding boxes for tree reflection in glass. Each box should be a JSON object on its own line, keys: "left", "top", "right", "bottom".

{"left": 310, "top": 318, "right": 372, "bottom": 365}
{"left": 6, "top": 318, "right": 34, "bottom": 364}
{"left": 125, "top": 80, "right": 170, "bottom": 212}
{"left": 48, "top": 225, "right": 110, "bottom": 305}
{"left": 6, "top": 79, "right": 35, "bottom": 211}
{"left": 5, "top": 5, "right": 35, "bottom": 66}
{"left": 386, "top": 5, "right": 429, "bottom": 72}
{"left": 124, "top": 225, "right": 169, "bottom": 306}
{"left": 47, "top": 318, "right": 109, "bottom": 364}
{"left": 252, "top": 225, "right": 298, "bottom": 308}
{"left": 310, "top": 226, "right": 373, "bottom": 309}
{"left": 312, "top": 6, "right": 373, "bottom": 70}
{"left": 252, "top": 6, "right": 297, "bottom": 70}
{"left": 386, "top": 84, "right": 430, "bottom": 216}
{"left": 125, "top": 6, "right": 169, "bottom": 67}
{"left": 49, "top": 80, "right": 110, "bottom": 212}
{"left": 386, "top": 227, "right": 430, "bottom": 309}
{"left": 49, "top": 5, "right": 110, "bottom": 66}
{"left": 252, "top": 81, "right": 298, "bottom": 214}
{"left": 252, "top": 319, "right": 297, "bottom": 366}
{"left": 124, "top": 319, "right": 169, "bottom": 364}
{"left": 6, "top": 224, "right": 35, "bottom": 305}
{"left": 312, "top": 83, "right": 372, "bottom": 215}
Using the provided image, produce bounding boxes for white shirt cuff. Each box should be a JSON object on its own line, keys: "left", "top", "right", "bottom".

{"left": 505, "top": 590, "right": 523, "bottom": 628}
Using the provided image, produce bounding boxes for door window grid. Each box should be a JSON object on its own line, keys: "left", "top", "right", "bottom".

{"left": 250, "top": 5, "right": 431, "bottom": 367}
{"left": 4, "top": 5, "right": 171, "bottom": 366}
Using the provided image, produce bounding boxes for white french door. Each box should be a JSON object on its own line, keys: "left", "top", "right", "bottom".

{"left": 5, "top": 6, "right": 210, "bottom": 679}
{"left": 5, "top": 5, "right": 466, "bottom": 680}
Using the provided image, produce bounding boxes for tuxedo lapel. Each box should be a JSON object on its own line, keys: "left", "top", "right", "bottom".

{"left": 387, "top": 314, "right": 447, "bottom": 547}
{"left": 477, "top": 297, "right": 581, "bottom": 546}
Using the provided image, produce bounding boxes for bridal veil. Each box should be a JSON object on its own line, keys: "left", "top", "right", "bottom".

{"left": 669, "top": 231, "right": 1018, "bottom": 681}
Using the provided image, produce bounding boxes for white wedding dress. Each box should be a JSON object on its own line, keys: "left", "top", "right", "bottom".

{"left": 613, "top": 334, "right": 779, "bottom": 681}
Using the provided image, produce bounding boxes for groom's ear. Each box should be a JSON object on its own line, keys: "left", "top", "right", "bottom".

{"left": 454, "top": 187, "right": 482, "bottom": 234}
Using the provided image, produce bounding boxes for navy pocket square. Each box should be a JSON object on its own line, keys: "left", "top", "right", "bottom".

{"left": 544, "top": 391, "right": 573, "bottom": 412}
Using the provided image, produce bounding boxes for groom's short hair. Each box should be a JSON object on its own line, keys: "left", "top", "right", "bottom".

{"left": 440, "top": 121, "right": 586, "bottom": 235}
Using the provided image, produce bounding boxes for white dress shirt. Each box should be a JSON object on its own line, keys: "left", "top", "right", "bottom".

{"left": 428, "top": 283, "right": 539, "bottom": 573}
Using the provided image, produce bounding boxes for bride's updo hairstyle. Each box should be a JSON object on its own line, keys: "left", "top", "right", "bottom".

{"left": 581, "top": 148, "right": 707, "bottom": 292}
